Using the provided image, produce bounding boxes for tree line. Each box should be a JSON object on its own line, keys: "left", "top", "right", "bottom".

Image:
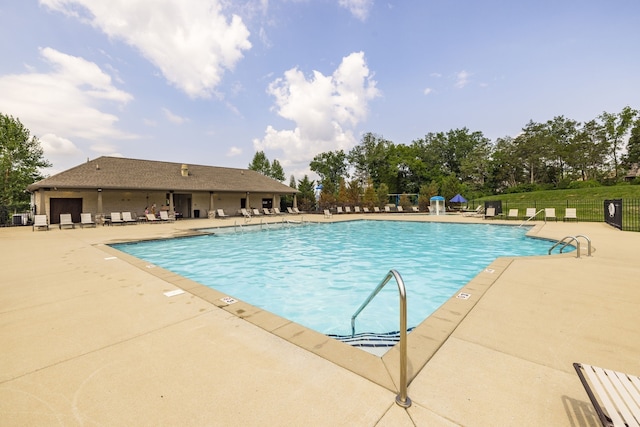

{"left": 252, "top": 106, "right": 640, "bottom": 211}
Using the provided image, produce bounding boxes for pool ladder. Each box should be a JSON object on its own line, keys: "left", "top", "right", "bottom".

{"left": 548, "top": 234, "right": 591, "bottom": 258}
{"left": 351, "top": 269, "right": 411, "bottom": 408}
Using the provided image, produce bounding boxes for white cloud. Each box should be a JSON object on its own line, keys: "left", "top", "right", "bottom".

{"left": 254, "top": 51, "right": 379, "bottom": 173}
{"left": 338, "top": 0, "right": 373, "bottom": 21}
{"left": 162, "top": 108, "right": 189, "bottom": 124}
{"left": 0, "top": 47, "right": 135, "bottom": 148}
{"left": 227, "top": 146, "right": 242, "bottom": 156}
{"left": 423, "top": 87, "right": 433, "bottom": 95}
{"left": 41, "top": 0, "right": 252, "bottom": 98}
{"left": 454, "top": 70, "right": 471, "bottom": 89}
{"left": 40, "top": 133, "right": 80, "bottom": 155}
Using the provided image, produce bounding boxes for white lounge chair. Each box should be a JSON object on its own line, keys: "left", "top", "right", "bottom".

{"left": 463, "top": 206, "right": 483, "bottom": 217}
{"left": 336, "top": 206, "right": 344, "bottom": 214}
{"left": 241, "top": 208, "right": 251, "bottom": 218}
{"left": 354, "top": 206, "right": 361, "bottom": 213}
{"left": 397, "top": 206, "right": 404, "bottom": 213}
{"left": 110, "top": 212, "right": 124, "bottom": 225}
{"left": 507, "top": 209, "right": 519, "bottom": 220}
{"left": 287, "top": 207, "right": 295, "bottom": 214}
{"left": 545, "top": 208, "right": 557, "bottom": 222}
{"left": 384, "top": 206, "right": 391, "bottom": 213}
{"left": 273, "top": 208, "right": 282, "bottom": 215}
{"left": 525, "top": 208, "right": 537, "bottom": 219}
{"left": 374, "top": 207, "right": 381, "bottom": 213}
{"left": 217, "top": 209, "right": 229, "bottom": 219}
{"left": 32, "top": 214, "right": 49, "bottom": 231}
{"left": 564, "top": 208, "right": 578, "bottom": 222}
{"left": 122, "top": 212, "right": 137, "bottom": 224}
{"left": 159, "top": 211, "right": 175, "bottom": 222}
{"left": 573, "top": 362, "right": 640, "bottom": 427}
{"left": 363, "top": 207, "right": 370, "bottom": 213}
{"left": 263, "top": 208, "right": 273, "bottom": 215}
{"left": 252, "top": 208, "right": 262, "bottom": 216}
{"left": 412, "top": 207, "right": 420, "bottom": 213}
{"left": 293, "top": 207, "right": 302, "bottom": 214}
{"left": 324, "top": 209, "right": 333, "bottom": 218}
{"left": 59, "top": 213, "right": 75, "bottom": 229}
{"left": 80, "top": 213, "right": 96, "bottom": 228}
{"left": 345, "top": 206, "right": 352, "bottom": 214}
{"left": 484, "top": 207, "right": 496, "bottom": 219}
{"left": 145, "top": 213, "right": 159, "bottom": 223}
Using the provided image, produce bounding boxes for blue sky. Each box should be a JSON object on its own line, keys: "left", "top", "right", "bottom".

{"left": 1, "top": 1, "right": 638, "bottom": 180}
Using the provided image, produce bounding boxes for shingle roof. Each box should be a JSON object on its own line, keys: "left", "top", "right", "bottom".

{"left": 27, "top": 156, "right": 297, "bottom": 194}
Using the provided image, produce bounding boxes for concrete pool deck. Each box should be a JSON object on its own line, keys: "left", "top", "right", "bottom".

{"left": 1, "top": 213, "right": 639, "bottom": 426}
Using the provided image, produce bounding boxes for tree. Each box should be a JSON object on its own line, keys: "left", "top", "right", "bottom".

{"left": 270, "top": 159, "right": 285, "bottom": 181}
{"left": 598, "top": 106, "right": 638, "bottom": 178}
{"left": 623, "top": 117, "right": 640, "bottom": 166}
{"left": 0, "top": 113, "right": 51, "bottom": 214}
{"left": 296, "top": 175, "right": 316, "bottom": 211}
{"left": 248, "top": 151, "right": 271, "bottom": 176}
{"left": 309, "top": 150, "right": 348, "bottom": 192}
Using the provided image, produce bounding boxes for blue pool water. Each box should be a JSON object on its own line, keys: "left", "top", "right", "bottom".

{"left": 113, "top": 221, "right": 564, "bottom": 336}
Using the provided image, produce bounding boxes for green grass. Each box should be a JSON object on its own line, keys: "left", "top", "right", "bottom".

{"left": 477, "top": 185, "right": 640, "bottom": 204}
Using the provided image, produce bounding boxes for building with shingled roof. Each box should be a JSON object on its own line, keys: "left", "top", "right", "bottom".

{"left": 27, "top": 157, "right": 298, "bottom": 224}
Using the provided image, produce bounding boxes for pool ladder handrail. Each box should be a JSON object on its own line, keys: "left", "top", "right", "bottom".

{"left": 350, "top": 269, "right": 411, "bottom": 408}
{"left": 548, "top": 234, "right": 591, "bottom": 258}
{"left": 519, "top": 209, "right": 545, "bottom": 227}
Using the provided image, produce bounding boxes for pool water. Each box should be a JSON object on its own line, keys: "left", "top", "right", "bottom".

{"left": 113, "top": 221, "right": 564, "bottom": 336}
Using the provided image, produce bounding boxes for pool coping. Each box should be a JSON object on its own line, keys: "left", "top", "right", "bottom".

{"left": 99, "top": 219, "right": 578, "bottom": 393}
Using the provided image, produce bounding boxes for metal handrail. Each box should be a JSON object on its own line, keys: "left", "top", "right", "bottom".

{"left": 519, "top": 209, "right": 544, "bottom": 227}
{"left": 350, "top": 269, "right": 411, "bottom": 408}
{"left": 549, "top": 235, "right": 580, "bottom": 258}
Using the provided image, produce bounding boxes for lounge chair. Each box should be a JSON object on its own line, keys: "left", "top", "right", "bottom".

{"left": 145, "top": 213, "right": 159, "bottom": 223}
{"left": 273, "top": 208, "right": 282, "bottom": 215}
{"left": 463, "top": 206, "right": 483, "bottom": 217}
{"left": 484, "top": 207, "right": 496, "bottom": 219}
{"left": 80, "top": 213, "right": 96, "bottom": 228}
{"left": 345, "top": 206, "right": 352, "bottom": 214}
{"left": 293, "top": 207, "right": 302, "bottom": 214}
{"left": 252, "top": 208, "right": 262, "bottom": 216}
{"left": 384, "top": 206, "right": 391, "bottom": 213}
{"left": 217, "top": 209, "right": 229, "bottom": 219}
{"left": 122, "top": 212, "right": 137, "bottom": 224}
{"left": 545, "top": 208, "right": 557, "bottom": 222}
{"left": 110, "top": 212, "right": 125, "bottom": 225}
{"left": 324, "top": 209, "right": 333, "bottom": 218}
{"left": 363, "top": 207, "right": 370, "bottom": 213}
{"left": 564, "top": 208, "right": 578, "bottom": 222}
{"left": 59, "top": 213, "right": 75, "bottom": 229}
{"left": 525, "top": 208, "right": 537, "bottom": 219}
{"left": 32, "top": 214, "right": 49, "bottom": 231}
{"left": 241, "top": 208, "right": 251, "bottom": 218}
{"left": 263, "top": 208, "right": 273, "bottom": 215}
{"left": 573, "top": 362, "right": 640, "bottom": 427}
{"left": 373, "top": 206, "right": 381, "bottom": 213}
{"left": 507, "top": 209, "right": 519, "bottom": 220}
{"left": 287, "top": 207, "right": 295, "bottom": 214}
{"left": 159, "top": 211, "right": 175, "bottom": 222}
{"left": 354, "top": 206, "right": 361, "bottom": 213}
{"left": 397, "top": 206, "right": 404, "bottom": 213}
{"left": 336, "top": 206, "right": 344, "bottom": 214}
{"left": 412, "top": 207, "right": 420, "bottom": 212}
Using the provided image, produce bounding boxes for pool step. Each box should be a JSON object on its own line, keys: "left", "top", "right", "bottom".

{"left": 328, "top": 328, "right": 414, "bottom": 349}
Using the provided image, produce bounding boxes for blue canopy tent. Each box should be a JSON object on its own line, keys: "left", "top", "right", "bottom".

{"left": 449, "top": 194, "right": 467, "bottom": 211}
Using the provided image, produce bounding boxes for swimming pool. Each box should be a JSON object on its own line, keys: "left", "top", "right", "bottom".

{"left": 112, "top": 220, "right": 564, "bottom": 338}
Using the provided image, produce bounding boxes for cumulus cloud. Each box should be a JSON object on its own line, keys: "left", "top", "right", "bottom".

{"left": 0, "top": 47, "right": 134, "bottom": 151}
{"left": 338, "top": 0, "right": 373, "bottom": 21}
{"left": 227, "top": 146, "right": 242, "bottom": 157}
{"left": 162, "top": 108, "right": 189, "bottom": 124}
{"left": 454, "top": 70, "right": 471, "bottom": 89}
{"left": 40, "top": 0, "right": 252, "bottom": 98}
{"left": 254, "top": 51, "right": 379, "bottom": 174}
{"left": 40, "top": 133, "right": 80, "bottom": 155}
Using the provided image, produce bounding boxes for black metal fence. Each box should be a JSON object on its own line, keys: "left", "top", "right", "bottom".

{"left": 467, "top": 199, "right": 640, "bottom": 232}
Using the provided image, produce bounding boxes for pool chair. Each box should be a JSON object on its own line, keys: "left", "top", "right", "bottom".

{"left": 525, "top": 208, "right": 538, "bottom": 219}
{"left": 397, "top": 206, "right": 404, "bottom": 213}
{"left": 336, "top": 206, "right": 344, "bottom": 214}
{"left": 110, "top": 212, "right": 125, "bottom": 225}
{"left": 293, "top": 207, "right": 302, "bottom": 214}
{"left": 345, "top": 206, "right": 352, "bottom": 214}
{"left": 564, "top": 208, "right": 578, "bottom": 222}
{"left": 384, "top": 206, "right": 391, "bottom": 213}
{"left": 122, "top": 211, "right": 138, "bottom": 224}
{"left": 159, "top": 211, "right": 175, "bottom": 222}
{"left": 545, "top": 208, "right": 557, "bottom": 222}
{"left": 59, "top": 213, "right": 75, "bottom": 229}
{"left": 273, "top": 208, "right": 283, "bottom": 215}
{"left": 507, "top": 209, "right": 519, "bottom": 220}
{"left": 484, "top": 207, "right": 496, "bottom": 219}
{"left": 412, "top": 207, "right": 420, "bottom": 213}
{"left": 286, "top": 207, "right": 294, "bottom": 214}
{"left": 463, "top": 206, "right": 483, "bottom": 217}
{"left": 374, "top": 206, "right": 381, "bottom": 213}
{"left": 573, "top": 362, "right": 640, "bottom": 427}
{"left": 324, "top": 209, "right": 333, "bottom": 218}
{"left": 32, "top": 214, "right": 50, "bottom": 231}
{"left": 354, "top": 206, "right": 361, "bottom": 213}
{"left": 80, "top": 213, "right": 96, "bottom": 228}
{"left": 252, "top": 208, "right": 262, "bottom": 216}
{"left": 262, "top": 208, "right": 273, "bottom": 215}
{"left": 241, "top": 208, "right": 251, "bottom": 218}
{"left": 363, "top": 207, "right": 370, "bottom": 213}
{"left": 216, "top": 209, "right": 229, "bottom": 219}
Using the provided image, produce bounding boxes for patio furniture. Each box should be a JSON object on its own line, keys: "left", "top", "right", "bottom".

{"left": 59, "top": 213, "right": 75, "bottom": 229}
{"left": 80, "top": 213, "right": 96, "bottom": 228}
{"left": 564, "top": 208, "right": 578, "bottom": 222}
{"left": 32, "top": 215, "right": 50, "bottom": 231}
